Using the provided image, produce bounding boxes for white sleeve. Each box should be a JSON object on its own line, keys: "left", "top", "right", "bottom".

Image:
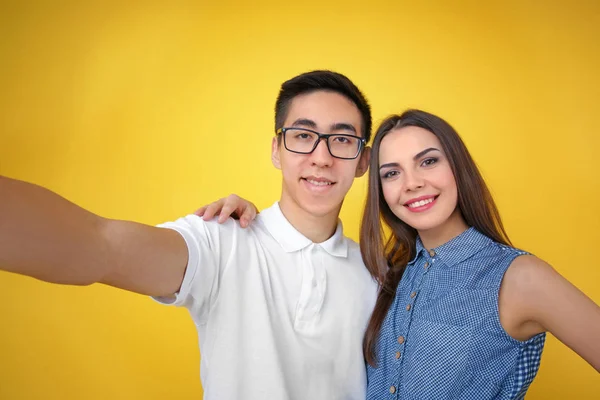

{"left": 152, "top": 214, "right": 229, "bottom": 323}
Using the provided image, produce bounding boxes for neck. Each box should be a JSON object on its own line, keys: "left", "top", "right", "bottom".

{"left": 418, "top": 208, "right": 469, "bottom": 250}
{"left": 278, "top": 193, "right": 341, "bottom": 244}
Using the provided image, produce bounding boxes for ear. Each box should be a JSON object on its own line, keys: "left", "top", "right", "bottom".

{"left": 271, "top": 136, "right": 282, "bottom": 170}
{"left": 355, "top": 146, "right": 371, "bottom": 177}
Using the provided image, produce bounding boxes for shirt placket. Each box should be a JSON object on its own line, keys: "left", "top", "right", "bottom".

{"left": 294, "top": 245, "right": 326, "bottom": 333}
{"left": 388, "top": 249, "right": 436, "bottom": 398}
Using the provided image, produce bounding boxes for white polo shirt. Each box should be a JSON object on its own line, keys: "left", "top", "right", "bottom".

{"left": 155, "top": 202, "right": 378, "bottom": 400}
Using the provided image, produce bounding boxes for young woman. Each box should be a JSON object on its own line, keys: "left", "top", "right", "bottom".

{"left": 199, "top": 109, "right": 600, "bottom": 399}
{"left": 360, "top": 109, "right": 599, "bottom": 399}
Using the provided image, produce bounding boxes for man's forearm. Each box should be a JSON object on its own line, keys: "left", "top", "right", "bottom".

{"left": 0, "top": 175, "right": 110, "bottom": 285}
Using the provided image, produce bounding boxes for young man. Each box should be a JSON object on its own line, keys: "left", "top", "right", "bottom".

{"left": 0, "top": 70, "right": 378, "bottom": 399}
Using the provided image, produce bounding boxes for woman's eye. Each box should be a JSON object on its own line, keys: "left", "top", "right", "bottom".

{"left": 382, "top": 170, "right": 399, "bottom": 179}
{"left": 421, "top": 157, "right": 438, "bottom": 166}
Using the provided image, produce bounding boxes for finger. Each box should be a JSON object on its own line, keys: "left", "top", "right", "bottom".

{"left": 225, "top": 194, "right": 241, "bottom": 216}
{"left": 249, "top": 203, "right": 258, "bottom": 220}
{"left": 239, "top": 206, "right": 257, "bottom": 228}
{"left": 226, "top": 194, "right": 241, "bottom": 203}
{"left": 218, "top": 203, "right": 237, "bottom": 223}
{"left": 220, "top": 194, "right": 243, "bottom": 221}
{"left": 202, "top": 201, "right": 222, "bottom": 220}
{"left": 194, "top": 206, "right": 207, "bottom": 216}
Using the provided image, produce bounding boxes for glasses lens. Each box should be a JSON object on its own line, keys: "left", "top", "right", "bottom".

{"left": 284, "top": 129, "right": 319, "bottom": 153}
{"left": 329, "top": 135, "right": 361, "bottom": 158}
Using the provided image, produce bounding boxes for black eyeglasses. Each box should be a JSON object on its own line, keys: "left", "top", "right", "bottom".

{"left": 276, "top": 127, "right": 366, "bottom": 160}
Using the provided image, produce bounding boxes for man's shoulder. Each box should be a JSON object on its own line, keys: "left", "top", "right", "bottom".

{"left": 158, "top": 214, "right": 257, "bottom": 243}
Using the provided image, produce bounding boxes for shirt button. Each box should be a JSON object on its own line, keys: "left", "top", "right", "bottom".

{"left": 390, "top": 386, "right": 396, "bottom": 394}
{"left": 395, "top": 351, "right": 401, "bottom": 359}
{"left": 424, "top": 261, "right": 429, "bottom": 269}
{"left": 406, "top": 304, "right": 411, "bottom": 311}
{"left": 429, "top": 249, "right": 436, "bottom": 257}
{"left": 397, "top": 336, "right": 405, "bottom": 344}
{"left": 410, "top": 291, "right": 417, "bottom": 298}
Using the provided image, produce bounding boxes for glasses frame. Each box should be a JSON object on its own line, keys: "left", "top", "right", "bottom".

{"left": 276, "top": 127, "right": 366, "bottom": 160}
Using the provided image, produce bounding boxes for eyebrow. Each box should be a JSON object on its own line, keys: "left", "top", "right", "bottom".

{"left": 379, "top": 162, "right": 399, "bottom": 170}
{"left": 414, "top": 147, "right": 440, "bottom": 160}
{"left": 330, "top": 122, "right": 357, "bottom": 134}
{"left": 291, "top": 119, "right": 317, "bottom": 129}
{"left": 379, "top": 147, "right": 441, "bottom": 170}
{"left": 290, "top": 119, "right": 358, "bottom": 135}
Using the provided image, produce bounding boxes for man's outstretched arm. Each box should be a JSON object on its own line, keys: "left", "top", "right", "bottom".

{"left": 0, "top": 175, "right": 188, "bottom": 297}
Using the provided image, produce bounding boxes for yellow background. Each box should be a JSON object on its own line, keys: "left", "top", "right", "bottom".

{"left": 1, "top": 1, "right": 598, "bottom": 398}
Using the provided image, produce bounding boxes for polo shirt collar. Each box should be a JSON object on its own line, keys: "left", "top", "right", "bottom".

{"left": 260, "top": 202, "right": 348, "bottom": 258}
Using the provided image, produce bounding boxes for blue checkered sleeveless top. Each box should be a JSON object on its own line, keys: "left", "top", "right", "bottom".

{"left": 366, "top": 227, "right": 545, "bottom": 399}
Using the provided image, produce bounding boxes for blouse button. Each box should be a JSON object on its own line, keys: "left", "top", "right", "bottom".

{"left": 395, "top": 351, "right": 401, "bottom": 359}
{"left": 410, "top": 291, "right": 417, "bottom": 298}
{"left": 406, "top": 304, "right": 411, "bottom": 311}
{"left": 428, "top": 249, "right": 436, "bottom": 257}
{"left": 397, "top": 335, "right": 405, "bottom": 344}
{"left": 390, "top": 386, "right": 396, "bottom": 394}
{"left": 423, "top": 261, "right": 429, "bottom": 269}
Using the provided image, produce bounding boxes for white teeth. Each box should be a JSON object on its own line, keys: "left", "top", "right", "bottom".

{"left": 408, "top": 198, "right": 434, "bottom": 208}
{"left": 306, "top": 179, "right": 332, "bottom": 186}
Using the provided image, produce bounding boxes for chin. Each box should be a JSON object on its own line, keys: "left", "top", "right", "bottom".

{"left": 300, "top": 198, "right": 342, "bottom": 218}
{"left": 398, "top": 212, "right": 448, "bottom": 232}
{"left": 411, "top": 221, "right": 445, "bottom": 233}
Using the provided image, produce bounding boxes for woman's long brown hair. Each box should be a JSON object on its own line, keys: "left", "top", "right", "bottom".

{"left": 360, "top": 109, "right": 512, "bottom": 367}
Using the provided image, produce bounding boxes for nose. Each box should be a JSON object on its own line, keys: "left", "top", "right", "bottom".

{"left": 404, "top": 169, "right": 424, "bottom": 191}
{"left": 309, "top": 138, "right": 334, "bottom": 167}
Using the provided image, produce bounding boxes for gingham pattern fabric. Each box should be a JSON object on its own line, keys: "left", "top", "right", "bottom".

{"left": 366, "top": 227, "right": 545, "bottom": 400}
